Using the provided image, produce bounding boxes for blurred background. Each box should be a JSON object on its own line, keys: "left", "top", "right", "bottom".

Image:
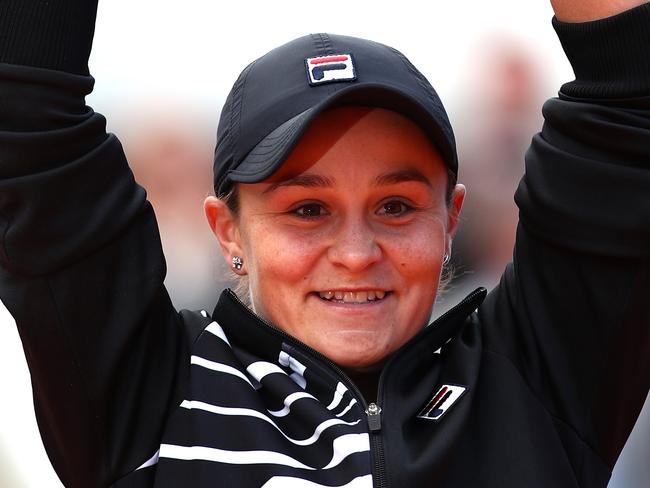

{"left": 0, "top": 0, "right": 647, "bottom": 486}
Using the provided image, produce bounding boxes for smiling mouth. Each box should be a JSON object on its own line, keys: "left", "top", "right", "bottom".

{"left": 317, "top": 290, "right": 388, "bottom": 304}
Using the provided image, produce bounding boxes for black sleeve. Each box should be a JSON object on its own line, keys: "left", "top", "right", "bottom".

{"left": 0, "top": 2, "right": 189, "bottom": 486}
{"left": 480, "top": 2, "right": 650, "bottom": 470}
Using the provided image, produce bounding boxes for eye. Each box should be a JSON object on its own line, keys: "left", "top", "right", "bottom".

{"left": 293, "top": 202, "right": 327, "bottom": 218}
{"left": 378, "top": 200, "right": 413, "bottom": 217}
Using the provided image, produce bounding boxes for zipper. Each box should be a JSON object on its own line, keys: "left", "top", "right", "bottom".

{"left": 227, "top": 291, "right": 390, "bottom": 486}
{"left": 366, "top": 403, "right": 387, "bottom": 488}
{"left": 366, "top": 403, "right": 382, "bottom": 431}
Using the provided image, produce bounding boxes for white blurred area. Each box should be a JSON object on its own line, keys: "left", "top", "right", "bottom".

{"left": 0, "top": 0, "right": 647, "bottom": 486}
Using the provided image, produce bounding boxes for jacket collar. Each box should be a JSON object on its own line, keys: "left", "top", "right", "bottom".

{"left": 212, "top": 287, "right": 487, "bottom": 369}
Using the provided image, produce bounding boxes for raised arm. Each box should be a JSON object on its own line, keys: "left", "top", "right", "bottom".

{"left": 551, "top": 0, "right": 649, "bottom": 22}
{"left": 480, "top": 0, "right": 650, "bottom": 476}
{"left": 0, "top": 2, "right": 189, "bottom": 486}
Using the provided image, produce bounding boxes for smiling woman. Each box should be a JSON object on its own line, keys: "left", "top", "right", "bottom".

{"left": 205, "top": 106, "right": 464, "bottom": 370}
{"left": 1, "top": 1, "right": 650, "bottom": 487}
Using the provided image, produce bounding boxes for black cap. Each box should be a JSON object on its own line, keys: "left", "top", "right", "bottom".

{"left": 213, "top": 33, "right": 457, "bottom": 197}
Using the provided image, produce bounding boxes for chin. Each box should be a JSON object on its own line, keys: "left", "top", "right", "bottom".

{"left": 319, "top": 340, "right": 392, "bottom": 370}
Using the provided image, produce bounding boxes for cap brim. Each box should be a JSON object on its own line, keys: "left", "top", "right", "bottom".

{"left": 224, "top": 83, "right": 457, "bottom": 188}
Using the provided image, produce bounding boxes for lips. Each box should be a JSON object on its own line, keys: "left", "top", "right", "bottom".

{"left": 318, "top": 290, "right": 387, "bottom": 303}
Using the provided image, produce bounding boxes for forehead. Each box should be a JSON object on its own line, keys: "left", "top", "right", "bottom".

{"left": 265, "top": 106, "right": 447, "bottom": 184}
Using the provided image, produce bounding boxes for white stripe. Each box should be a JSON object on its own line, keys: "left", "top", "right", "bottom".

{"left": 159, "top": 433, "right": 370, "bottom": 472}
{"left": 180, "top": 400, "right": 360, "bottom": 446}
{"left": 159, "top": 444, "right": 314, "bottom": 470}
{"left": 267, "top": 391, "right": 316, "bottom": 417}
{"left": 278, "top": 351, "right": 308, "bottom": 389}
{"left": 326, "top": 382, "right": 348, "bottom": 410}
{"left": 278, "top": 351, "right": 307, "bottom": 376}
{"left": 190, "top": 356, "right": 252, "bottom": 387}
{"left": 247, "top": 361, "right": 286, "bottom": 382}
{"left": 135, "top": 449, "right": 160, "bottom": 470}
{"left": 289, "top": 356, "right": 307, "bottom": 376}
{"left": 290, "top": 372, "right": 307, "bottom": 389}
{"left": 278, "top": 351, "right": 291, "bottom": 367}
{"left": 262, "top": 474, "right": 373, "bottom": 488}
{"left": 335, "top": 398, "right": 358, "bottom": 418}
{"left": 323, "top": 433, "right": 370, "bottom": 470}
{"left": 205, "top": 321, "right": 231, "bottom": 346}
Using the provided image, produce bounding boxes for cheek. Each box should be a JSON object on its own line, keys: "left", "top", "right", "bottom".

{"left": 382, "top": 217, "right": 447, "bottom": 279}
{"left": 242, "top": 221, "right": 325, "bottom": 296}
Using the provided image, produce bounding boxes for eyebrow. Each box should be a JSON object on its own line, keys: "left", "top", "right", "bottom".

{"left": 263, "top": 173, "right": 335, "bottom": 194}
{"left": 263, "top": 167, "right": 432, "bottom": 194}
{"left": 374, "top": 168, "right": 433, "bottom": 188}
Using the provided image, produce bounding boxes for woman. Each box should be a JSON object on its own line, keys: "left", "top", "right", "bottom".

{"left": 0, "top": 1, "right": 649, "bottom": 487}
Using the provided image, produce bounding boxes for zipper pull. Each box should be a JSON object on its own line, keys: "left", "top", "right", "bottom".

{"left": 366, "top": 402, "right": 382, "bottom": 432}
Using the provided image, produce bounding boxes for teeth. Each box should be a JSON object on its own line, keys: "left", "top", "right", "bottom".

{"left": 318, "top": 290, "right": 387, "bottom": 303}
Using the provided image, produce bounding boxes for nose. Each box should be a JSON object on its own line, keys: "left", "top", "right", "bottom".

{"left": 327, "top": 215, "right": 382, "bottom": 272}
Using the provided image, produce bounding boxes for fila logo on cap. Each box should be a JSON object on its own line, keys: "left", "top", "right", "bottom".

{"left": 305, "top": 54, "right": 357, "bottom": 86}
{"left": 417, "top": 384, "right": 467, "bottom": 422}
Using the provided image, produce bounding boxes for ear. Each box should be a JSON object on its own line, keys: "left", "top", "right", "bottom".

{"left": 445, "top": 183, "right": 466, "bottom": 254}
{"left": 204, "top": 195, "right": 246, "bottom": 274}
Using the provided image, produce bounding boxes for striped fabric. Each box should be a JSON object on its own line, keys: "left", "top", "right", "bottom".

{"left": 137, "top": 318, "right": 373, "bottom": 487}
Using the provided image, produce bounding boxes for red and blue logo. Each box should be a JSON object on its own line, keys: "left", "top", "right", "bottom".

{"left": 417, "top": 384, "right": 467, "bottom": 422}
{"left": 305, "top": 54, "right": 357, "bottom": 86}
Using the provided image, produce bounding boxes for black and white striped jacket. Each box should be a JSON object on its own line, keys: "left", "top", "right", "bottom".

{"left": 124, "top": 288, "right": 487, "bottom": 487}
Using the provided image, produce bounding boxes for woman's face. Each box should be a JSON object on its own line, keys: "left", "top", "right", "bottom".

{"left": 208, "top": 106, "right": 465, "bottom": 369}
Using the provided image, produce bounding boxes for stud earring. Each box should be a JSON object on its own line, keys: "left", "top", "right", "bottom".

{"left": 232, "top": 256, "right": 243, "bottom": 270}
